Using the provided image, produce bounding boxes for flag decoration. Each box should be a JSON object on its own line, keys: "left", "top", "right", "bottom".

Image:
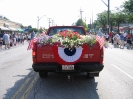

{"left": 27, "top": 40, "right": 33, "bottom": 50}
{"left": 40, "top": 27, "right": 46, "bottom": 35}
{"left": 27, "top": 37, "right": 38, "bottom": 50}
{"left": 96, "top": 36, "right": 105, "bottom": 49}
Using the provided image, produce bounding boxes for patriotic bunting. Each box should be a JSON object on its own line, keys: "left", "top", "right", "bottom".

{"left": 27, "top": 37, "right": 38, "bottom": 50}
{"left": 96, "top": 36, "right": 105, "bottom": 49}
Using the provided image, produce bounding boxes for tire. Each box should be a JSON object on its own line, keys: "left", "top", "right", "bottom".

{"left": 39, "top": 72, "right": 48, "bottom": 78}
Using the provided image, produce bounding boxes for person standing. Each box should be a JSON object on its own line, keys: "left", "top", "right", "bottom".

{"left": 120, "top": 33, "right": 124, "bottom": 49}
{"left": 105, "top": 33, "right": 109, "bottom": 42}
{"left": 123, "top": 32, "right": 127, "bottom": 41}
{"left": 126, "top": 32, "right": 132, "bottom": 49}
{"left": 0, "top": 38, "right": 3, "bottom": 49}
{"left": 13, "top": 37, "right": 17, "bottom": 46}
{"left": 109, "top": 31, "right": 113, "bottom": 43}
{"left": 31, "top": 31, "right": 35, "bottom": 40}
{"left": 3, "top": 32, "right": 10, "bottom": 49}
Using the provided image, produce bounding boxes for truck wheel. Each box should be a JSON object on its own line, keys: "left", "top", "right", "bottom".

{"left": 39, "top": 72, "right": 48, "bottom": 78}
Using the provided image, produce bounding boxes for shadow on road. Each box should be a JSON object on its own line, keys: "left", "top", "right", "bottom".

{"left": 28, "top": 72, "right": 99, "bottom": 99}
{"left": 3, "top": 71, "right": 99, "bottom": 99}
{"left": 2, "top": 68, "right": 35, "bottom": 99}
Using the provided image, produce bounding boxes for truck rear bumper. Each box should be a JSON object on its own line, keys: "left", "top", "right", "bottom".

{"left": 32, "top": 62, "right": 104, "bottom": 73}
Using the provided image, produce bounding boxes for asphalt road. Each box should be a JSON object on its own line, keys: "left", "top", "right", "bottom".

{"left": 0, "top": 43, "right": 133, "bottom": 99}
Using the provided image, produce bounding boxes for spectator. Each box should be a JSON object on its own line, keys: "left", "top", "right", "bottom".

{"left": 13, "top": 37, "right": 17, "bottom": 46}
{"left": 126, "top": 33, "right": 132, "bottom": 49}
{"left": 126, "top": 32, "right": 132, "bottom": 39}
{"left": 20, "top": 34, "right": 23, "bottom": 44}
{"left": 3, "top": 32, "right": 10, "bottom": 49}
{"left": 105, "top": 33, "right": 109, "bottom": 42}
{"left": 0, "top": 38, "right": 3, "bottom": 49}
{"left": 31, "top": 31, "right": 35, "bottom": 39}
{"left": 113, "top": 34, "right": 120, "bottom": 48}
{"left": 123, "top": 32, "right": 127, "bottom": 41}
{"left": 120, "top": 33, "right": 124, "bottom": 49}
{"left": 109, "top": 31, "right": 113, "bottom": 43}
{"left": 28, "top": 34, "right": 31, "bottom": 42}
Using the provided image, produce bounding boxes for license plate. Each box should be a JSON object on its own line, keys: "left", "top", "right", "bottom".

{"left": 62, "top": 65, "right": 74, "bottom": 70}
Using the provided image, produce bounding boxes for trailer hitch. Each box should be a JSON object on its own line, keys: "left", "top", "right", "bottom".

{"left": 67, "top": 74, "right": 73, "bottom": 82}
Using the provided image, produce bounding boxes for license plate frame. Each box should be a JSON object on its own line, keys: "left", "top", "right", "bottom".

{"left": 62, "top": 65, "right": 74, "bottom": 70}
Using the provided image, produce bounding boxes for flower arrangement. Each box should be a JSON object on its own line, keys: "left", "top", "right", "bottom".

{"left": 36, "top": 30, "right": 97, "bottom": 49}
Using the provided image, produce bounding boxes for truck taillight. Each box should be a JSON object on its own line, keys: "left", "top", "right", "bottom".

{"left": 32, "top": 51, "right": 36, "bottom": 57}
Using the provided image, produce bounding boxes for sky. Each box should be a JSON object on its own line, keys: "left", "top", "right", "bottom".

{"left": 0, "top": 0, "right": 127, "bottom": 29}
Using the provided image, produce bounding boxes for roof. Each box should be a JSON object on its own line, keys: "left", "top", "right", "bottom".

{"left": 18, "top": 28, "right": 24, "bottom": 32}
{"left": 0, "top": 26, "right": 10, "bottom": 31}
{"left": 9, "top": 27, "right": 18, "bottom": 31}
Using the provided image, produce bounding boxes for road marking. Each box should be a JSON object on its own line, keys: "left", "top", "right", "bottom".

{"left": 111, "top": 64, "right": 133, "bottom": 80}
{"left": 20, "top": 73, "right": 38, "bottom": 99}
{"left": 11, "top": 70, "right": 36, "bottom": 99}
{"left": 11, "top": 71, "right": 34, "bottom": 99}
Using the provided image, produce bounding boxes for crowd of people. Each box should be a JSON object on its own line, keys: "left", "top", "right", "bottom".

{"left": 104, "top": 31, "right": 133, "bottom": 49}
{"left": 0, "top": 32, "right": 35, "bottom": 50}
{"left": 1, "top": 30, "right": 133, "bottom": 50}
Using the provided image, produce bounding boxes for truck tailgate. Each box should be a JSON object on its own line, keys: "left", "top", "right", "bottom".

{"left": 36, "top": 43, "right": 101, "bottom": 63}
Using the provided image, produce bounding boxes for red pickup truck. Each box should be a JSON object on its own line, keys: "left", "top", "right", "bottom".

{"left": 32, "top": 26, "right": 104, "bottom": 78}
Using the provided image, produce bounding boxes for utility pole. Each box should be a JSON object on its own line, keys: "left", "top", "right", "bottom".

{"left": 48, "top": 18, "right": 51, "bottom": 27}
{"left": 108, "top": 0, "right": 110, "bottom": 33}
{"left": 84, "top": 17, "right": 86, "bottom": 24}
{"left": 90, "top": 18, "right": 92, "bottom": 31}
{"left": 51, "top": 20, "right": 54, "bottom": 26}
{"left": 101, "top": 0, "right": 110, "bottom": 34}
{"left": 80, "top": 8, "right": 83, "bottom": 20}
{"left": 37, "top": 15, "right": 46, "bottom": 29}
{"left": 92, "top": 10, "right": 93, "bottom": 31}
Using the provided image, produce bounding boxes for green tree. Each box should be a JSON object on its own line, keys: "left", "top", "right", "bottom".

{"left": 96, "top": 11, "right": 107, "bottom": 28}
{"left": 122, "top": 0, "right": 133, "bottom": 23}
{"left": 75, "top": 19, "right": 89, "bottom": 32}
{"left": 96, "top": 10, "right": 125, "bottom": 33}
{"left": 29, "top": 28, "right": 38, "bottom": 33}
{"left": 123, "top": 0, "right": 133, "bottom": 13}
{"left": 113, "top": 8, "right": 126, "bottom": 33}
{"left": 28, "top": 25, "right": 32, "bottom": 29}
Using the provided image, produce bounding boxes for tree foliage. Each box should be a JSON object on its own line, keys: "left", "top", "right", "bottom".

{"left": 123, "top": 0, "right": 133, "bottom": 13}
{"left": 75, "top": 18, "right": 89, "bottom": 32}
{"left": 95, "top": 9, "right": 126, "bottom": 32}
{"left": 122, "top": 0, "right": 133, "bottom": 23}
{"left": 29, "top": 28, "right": 38, "bottom": 33}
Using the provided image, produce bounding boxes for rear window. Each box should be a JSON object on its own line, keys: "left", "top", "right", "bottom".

{"left": 48, "top": 27, "right": 85, "bottom": 36}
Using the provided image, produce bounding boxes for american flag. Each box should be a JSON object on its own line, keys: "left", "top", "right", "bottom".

{"left": 96, "top": 35, "right": 105, "bottom": 49}
{"left": 40, "top": 27, "right": 47, "bottom": 36}
{"left": 27, "top": 37, "right": 38, "bottom": 50}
